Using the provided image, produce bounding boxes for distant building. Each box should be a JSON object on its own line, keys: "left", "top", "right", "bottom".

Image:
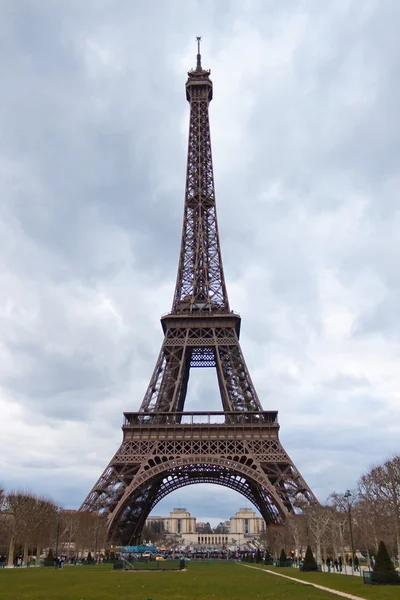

{"left": 145, "top": 507, "right": 266, "bottom": 549}
{"left": 196, "top": 521, "right": 212, "bottom": 533}
{"left": 230, "top": 508, "right": 266, "bottom": 535}
{"left": 146, "top": 508, "right": 196, "bottom": 535}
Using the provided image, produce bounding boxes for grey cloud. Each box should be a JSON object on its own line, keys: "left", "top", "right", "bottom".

{"left": 1, "top": 0, "right": 400, "bottom": 520}
{"left": 321, "top": 373, "right": 370, "bottom": 391}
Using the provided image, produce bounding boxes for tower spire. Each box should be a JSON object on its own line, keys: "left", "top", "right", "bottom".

{"left": 196, "top": 36, "right": 202, "bottom": 70}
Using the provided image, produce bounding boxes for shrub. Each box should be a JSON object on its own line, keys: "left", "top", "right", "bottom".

{"left": 46, "top": 549, "right": 54, "bottom": 562}
{"left": 279, "top": 549, "right": 287, "bottom": 562}
{"left": 255, "top": 548, "right": 262, "bottom": 563}
{"left": 371, "top": 541, "right": 400, "bottom": 585}
{"left": 374, "top": 541, "right": 395, "bottom": 573}
{"left": 87, "top": 551, "right": 92, "bottom": 562}
{"left": 302, "top": 545, "right": 318, "bottom": 572}
{"left": 264, "top": 549, "right": 273, "bottom": 565}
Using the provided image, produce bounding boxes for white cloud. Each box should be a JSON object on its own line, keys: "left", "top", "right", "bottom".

{"left": 1, "top": 0, "right": 399, "bottom": 524}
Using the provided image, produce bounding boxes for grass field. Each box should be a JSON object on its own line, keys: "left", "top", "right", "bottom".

{"left": 251, "top": 564, "right": 400, "bottom": 600}
{"left": 0, "top": 561, "right": 399, "bottom": 600}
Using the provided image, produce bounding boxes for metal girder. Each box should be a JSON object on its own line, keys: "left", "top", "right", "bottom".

{"left": 80, "top": 415, "right": 319, "bottom": 543}
{"left": 79, "top": 46, "right": 318, "bottom": 541}
{"left": 172, "top": 59, "right": 228, "bottom": 315}
{"left": 139, "top": 322, "right": 262, "bottom": 413}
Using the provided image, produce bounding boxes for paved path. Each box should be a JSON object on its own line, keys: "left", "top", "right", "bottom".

{"left": 320, "top": 565, "right": 367, "bottom": 577}
{"left": 240, "top": 564, "right": 367, "bottom": 600}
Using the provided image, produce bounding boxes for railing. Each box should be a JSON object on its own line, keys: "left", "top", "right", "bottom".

{"left": 161, "top": 310, "right": 241, "bottom": 318}
{"left": 123, "top": 411, "right": 279, "bottom": 427}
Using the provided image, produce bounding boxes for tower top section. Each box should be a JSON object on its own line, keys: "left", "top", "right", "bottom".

{"left": 186, "top": 36, "right": 213, "bottom": 102}
{"left": 172, "top": 37, "right": 229, "bottom": 314}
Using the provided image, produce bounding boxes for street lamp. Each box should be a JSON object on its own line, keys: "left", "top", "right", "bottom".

{"left": 344, "top": 490, "right": 355, "bottom": 576}
{"left": 95, "top": 527, "right": 99, "bottom": 562}
{"left": 55, "top": 510, "right": 61, "bottom": 569}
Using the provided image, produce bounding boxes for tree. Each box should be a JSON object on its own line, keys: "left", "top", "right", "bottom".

{"left": 75, "top": 512, "right": 98, "bottom": 558}
{"left": 286, "top": 514, "right": 306, "bottom": 561}
{"left": 302, "top": 545, "right": 318, "bottom": 572}
{"left": 141, "top": 523, "right": 165, "bottom": 544}
{"left": 267, "top": 524, "right": 286, "bottom": 560}
{"left": 58, "top": 510, "right": 78, "bottom": 559}
{"left": 0, "top": 485, "right": 11, "bottom": 555}
{"left": 46, "top": 548, "right": 54, "bottom": 562}
{"left": 264, "top": 548, "right": 273, "bottom": 564}
{"left": 328, "top": 493, "right": 353, "bottom": 568}
{"left": 278, "top": 548, "right": 288, "bottom": 566}
{"left": 372, "top": 540, "right": 400, "bottom": 584}
{"left": 358, "top": 456, "right": 400, "bottom": 566}
{"left": 4, "top": 491, "right": 37, "bottom": 566}
{"left": 304, "top": 505, "right": 331, "bottom": 564}
{"left": 352, "top": 498, "right": 381, "bottom": 559}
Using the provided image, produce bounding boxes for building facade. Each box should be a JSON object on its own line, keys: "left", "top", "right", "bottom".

{"left": 230, "top": 508, "right": 266, "bottom": 535}
{"left": 146, "top": 507, "right": 266, "bottom": 549}
{"left": 146, "top": 508, "right": 196, "bottom": 535}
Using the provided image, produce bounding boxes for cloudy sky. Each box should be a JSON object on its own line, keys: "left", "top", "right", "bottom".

{"left": 1, "top": 0, "right": 400, "bottom": 526}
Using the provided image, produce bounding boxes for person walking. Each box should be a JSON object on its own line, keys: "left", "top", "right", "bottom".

{"left": 354, "top": 556, "right": 359, "bottom": 572}
{"left": 326, "top": 557, "right": 331, "bottom": 573}
{"left": 333, "top": 558, "right": 339, "bottom": 572}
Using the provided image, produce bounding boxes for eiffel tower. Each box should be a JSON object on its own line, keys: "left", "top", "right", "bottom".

{"left": 80, "top": 39, "right": 318, "bottom": 543}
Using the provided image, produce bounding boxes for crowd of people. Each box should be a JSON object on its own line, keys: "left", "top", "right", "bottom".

{"left": 323, "top": 555, "right": 364, "bottom": 572}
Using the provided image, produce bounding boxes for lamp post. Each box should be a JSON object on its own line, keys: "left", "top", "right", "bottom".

{"left": 344, "top": 490, "right": 355, "bottom": 576}
{"left": 55, "top": 510, "right": 61, "bottom": 569}
{"left": 95, "top": 526, "right": 99, "bottom": 562}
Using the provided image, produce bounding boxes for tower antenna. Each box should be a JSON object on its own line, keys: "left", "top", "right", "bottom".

{"left": 196, "top": 36, "right": 202, "bottom": 70}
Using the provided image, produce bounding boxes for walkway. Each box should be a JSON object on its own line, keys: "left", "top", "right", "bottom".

{"left": 320, "top": 564, "right": 368, "bottom": 577}
{"left": 240, "top": 564, "right": 367, "bottom": 600}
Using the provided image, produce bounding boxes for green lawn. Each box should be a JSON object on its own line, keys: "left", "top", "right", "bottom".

{"left": 252, "top": 564, "right": 400, "bottom": 600}
{"left": 0, "top": 562, "right": 337, "bottom": 600}
{"left": 0, "top": 561, "right": 399, "bottom": 600}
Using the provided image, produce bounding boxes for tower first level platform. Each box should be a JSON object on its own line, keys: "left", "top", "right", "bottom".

{"left": 81, "top": 411, "right": 315, "bottom": 544}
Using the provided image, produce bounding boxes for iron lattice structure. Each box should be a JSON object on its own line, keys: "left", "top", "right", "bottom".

{"left": 80, "top": 42, "right": 318, "bottom": 544}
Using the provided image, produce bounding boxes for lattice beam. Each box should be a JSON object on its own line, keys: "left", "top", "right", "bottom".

{"left": 79, "top": 43, "right": 319, "bottom": 542}
{"left": 172, "top": 56, "right": 228, "bottom": 314}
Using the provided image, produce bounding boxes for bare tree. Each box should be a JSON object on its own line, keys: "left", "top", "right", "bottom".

{"left": 352, "top": 497, "right": 383, "bottom": 558}
{"left": 286, "top": 514, "right": 307, "bottom": 558}
{"left": 33, "top": 498, "right": 59, "bottom": 561}
{"left": 60, "top": 510, "right": 79, "bottom": 558}
{"left": 304, "top": 504, "right": 331, "bottom": 563}
{"left": 4, "top": 491, "right": 36, "bottom": 566}
{"left": 328, "top": 493, "right": 352, "bottom": 566}
{"left": 74, "top": 511, "right": 106, "bottom": 558}
{"left": 0, "top": 485, "right": 11, "bottom": 556}
{"left": 267, "top": 524, "right": 286, "bottom": 560}
{"left": 358, "top": 455, "right": 400, "bottom": 565}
